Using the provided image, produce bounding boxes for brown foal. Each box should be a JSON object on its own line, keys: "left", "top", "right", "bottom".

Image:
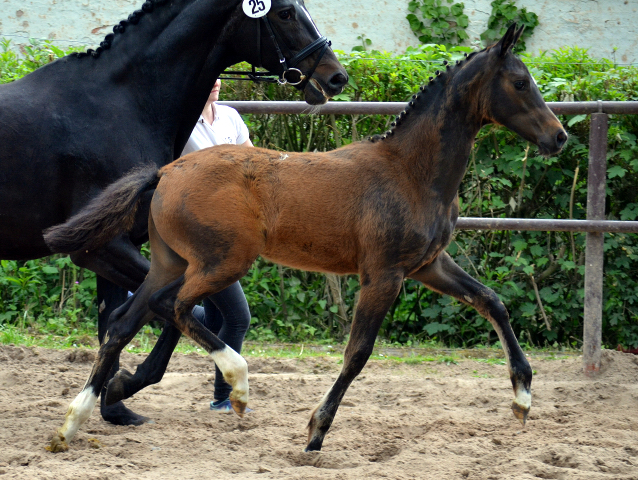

{"left": 44, "top": 23, "right": 566, "bottom": 452}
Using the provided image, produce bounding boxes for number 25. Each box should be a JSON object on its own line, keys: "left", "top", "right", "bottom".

{"left": 249, "top": 0, "right": 265, "bottom": 14}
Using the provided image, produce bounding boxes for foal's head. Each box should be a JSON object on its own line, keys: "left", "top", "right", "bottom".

{"left": 478, "top": 24, "right": 567, "bottom": 156}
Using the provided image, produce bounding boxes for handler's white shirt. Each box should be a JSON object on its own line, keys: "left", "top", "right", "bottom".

{"left": 181, "top": 103, "right": 249, "bottom": 155}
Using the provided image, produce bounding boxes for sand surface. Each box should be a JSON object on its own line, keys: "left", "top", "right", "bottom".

{"left": 0, "top": 345, "right": 637, "bottom": 479}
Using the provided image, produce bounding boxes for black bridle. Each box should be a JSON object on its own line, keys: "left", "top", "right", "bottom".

{"left": 220, "top": 15, "right": 331, "bottom": 88}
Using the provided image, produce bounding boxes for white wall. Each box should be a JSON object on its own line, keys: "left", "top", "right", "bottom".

{"left": 2, "top": 0, "right": 637, "bottom": 63}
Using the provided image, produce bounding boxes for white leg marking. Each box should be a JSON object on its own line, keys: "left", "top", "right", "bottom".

{"left": 57, "top": 388, "right": 98, "bottom": 444}
{"left": 211, "top": 346, "right": 249, "bottom": 406}
{"left": 514, "top": 388, "right": 532, "bottom": 410}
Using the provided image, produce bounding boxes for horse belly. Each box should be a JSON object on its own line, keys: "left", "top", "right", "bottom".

{"left": 262, "top": 237, "right": 359, "bottom": 275}
{"left": 0, "top": 189, "right": 60, "bottom": 259}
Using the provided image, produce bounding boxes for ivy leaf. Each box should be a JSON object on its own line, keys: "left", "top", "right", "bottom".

{"left": 406, "top": 14, "right": 423, "bottom": 32}
{"left": 567, "top": 114, "right": 587, "bottom": 127}
{"left": 408, "top": 1, "right": 420, "bottom": 12}
{"left": 530, "top": 245, "right": 544, "bottom": 257}
{"left": 424, "top": 322, "right": 450, "bottom": 335}
{"left": 607, "top": 165, "right": 627, "bottom": 179}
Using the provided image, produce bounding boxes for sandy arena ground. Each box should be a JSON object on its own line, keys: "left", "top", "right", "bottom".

{"left": 0, "top": 344, "right": 637, "bottom": 479}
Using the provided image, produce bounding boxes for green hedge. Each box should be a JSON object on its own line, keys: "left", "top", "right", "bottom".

{"left": 1, "top": 39, "right": 637, "bottom": 348}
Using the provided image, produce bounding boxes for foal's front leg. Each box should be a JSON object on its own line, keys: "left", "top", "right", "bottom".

{"left": 409, "top": 251, "right": 533, "bottom": 424}
{"left": 306, "top": 271, "right": 403, "bottom": 452}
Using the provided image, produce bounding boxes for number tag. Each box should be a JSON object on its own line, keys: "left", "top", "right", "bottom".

{"left": 242, "top": 0, "right": 271, "bottom": 18}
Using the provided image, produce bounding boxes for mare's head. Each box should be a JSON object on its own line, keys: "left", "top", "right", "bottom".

{"left": 475, "top": 24, "right": 567, "bottom": 156}
{"left": 233, "top": 0, "right": 348, "bottom": 105}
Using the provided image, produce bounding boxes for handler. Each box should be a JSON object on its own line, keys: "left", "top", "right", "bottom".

{"left": 186, "top": 79, "right": 253, "bottom": 413}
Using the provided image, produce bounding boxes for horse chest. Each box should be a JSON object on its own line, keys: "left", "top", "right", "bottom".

{"left": 401, "top": 218, "right": 456, "bottom": 273}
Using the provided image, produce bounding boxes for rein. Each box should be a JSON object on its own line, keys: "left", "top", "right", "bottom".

{"left": 220, "top": 16, "right": 331, "bottom": 87}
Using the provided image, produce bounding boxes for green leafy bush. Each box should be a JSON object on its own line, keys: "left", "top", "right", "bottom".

{"left": 406, "top": 0, "right": 469, "bottom": 47}
{"left": 480, "top": 0, "right": 538, "bottom": 52}
{"left": 1, "top": 39, "right": 637, "bottom": 348}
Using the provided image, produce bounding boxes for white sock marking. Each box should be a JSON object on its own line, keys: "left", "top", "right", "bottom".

{"left": 515, "top": 388, "right": 532, "bottom": 409}
{"left": 57, "top": 388, "right": 98, "bottom": 444}
{"left": 211, "top": 346, "right": 249, "bottom": 405}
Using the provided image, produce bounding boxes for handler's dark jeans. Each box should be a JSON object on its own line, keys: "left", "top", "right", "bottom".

{"left": 192, "top": 281, "right": 251, "bottom": 402}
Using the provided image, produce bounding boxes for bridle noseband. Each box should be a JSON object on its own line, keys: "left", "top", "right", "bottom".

{"left": 220, "top": 15, "right": 331, "bottom": 88}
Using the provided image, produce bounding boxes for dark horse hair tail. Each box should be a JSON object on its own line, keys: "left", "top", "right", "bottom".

{"left": 44, "top": 165, "right": 160, "bottom": 253}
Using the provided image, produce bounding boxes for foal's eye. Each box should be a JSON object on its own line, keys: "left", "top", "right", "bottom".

{"left": 514, "top": 80, "right": 526, "bottom": 91}
{"left": 278, "top": 9, "right": 292, "bottom": 20}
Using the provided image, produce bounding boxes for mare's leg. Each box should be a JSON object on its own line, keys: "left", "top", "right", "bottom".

{"left": 103, "top": 320, "right": 182, "bottom": 406}
{"left": 408, "top": 251, "right": 532, "bottom": 424}
{"left": 48, "top": 283, "right": 157, "bottom": 452}
{"left": 72, "top": 235, "right": 152, "bottom": 426}
{"left": 71, "top": 235, "right": 150, "bottom": 292}
{"left": 96, "top": 276, "right": 149, "bottom": 426}
{"left": 306, "top": 271, "right": 403, "bottom": 452}
{"left": 72, "top": 232, "right": 188, "bottom": 418}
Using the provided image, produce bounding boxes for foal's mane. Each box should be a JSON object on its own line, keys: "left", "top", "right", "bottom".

{"left": 368, "top": 48, "right": 486, "bottom": 143}
{"left": 72, "top": 0, "right": 174, "bottom": 60}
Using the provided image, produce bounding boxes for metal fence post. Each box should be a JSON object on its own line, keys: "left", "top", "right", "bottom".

{"left": 583, "top": 111, "right": 608, "bottom": 376}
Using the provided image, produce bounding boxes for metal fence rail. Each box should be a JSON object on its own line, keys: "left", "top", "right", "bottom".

{"left": 455, "top": 218, "right": 638, "bottom": 233}
{"left": 221, "top": 100, "right": 638, "bottom": 116}
{"left": 219, "top": 99, "right": 638, "bottom": 376}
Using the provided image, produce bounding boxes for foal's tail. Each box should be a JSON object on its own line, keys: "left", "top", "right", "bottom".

{"left": 44, "top": 165, "right": 160, "bottom": 253}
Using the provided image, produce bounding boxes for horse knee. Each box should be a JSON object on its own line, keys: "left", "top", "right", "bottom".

{"left": 477, "top": 289, "right": 509, "bottom": 323}
{"left": 105, "top": 307, "right": 143, "bottom": 345}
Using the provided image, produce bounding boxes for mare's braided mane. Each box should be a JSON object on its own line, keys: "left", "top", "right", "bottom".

{"left": 368, "top": 50, "right": 481, "bottom": 143}
{"left": 73, "top": 0, "right": 171, "bottom": 59}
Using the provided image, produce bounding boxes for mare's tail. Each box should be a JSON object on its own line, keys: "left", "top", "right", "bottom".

{"left": 44, "top": 165, "right": 160, "bottom": 253}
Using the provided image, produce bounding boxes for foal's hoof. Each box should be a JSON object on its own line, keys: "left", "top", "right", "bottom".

{"left": 105, "top": 368, "right": 134, "bottom": 406}
{"left": 229, "top": 398, "right": 247, "bottom": 418}
{"left": 46, "top": 433, "right": 69, "bottom": 453}
{"left": 511, "top": 400, "right": 530, "bottom": 426}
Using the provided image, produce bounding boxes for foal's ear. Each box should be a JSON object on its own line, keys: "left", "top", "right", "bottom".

{"left": 496, "top": 23, "right": 524, "bottom": 57}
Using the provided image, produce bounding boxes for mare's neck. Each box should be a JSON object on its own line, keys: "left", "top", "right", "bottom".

{"left": 63, "top": 0, "right": 242, "bottom": 157}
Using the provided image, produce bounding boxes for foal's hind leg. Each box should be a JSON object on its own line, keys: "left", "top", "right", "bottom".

{"left": 146, "top": 270, "right": 249, "bottom": 415}
{"left": 48, "top": 284, "right": 156, "bottom": 452}
{"left": 306, "top": 271, "right": 403, "bottom": 452}
{"left": 409, "top": 251, "right": 533, "bottom": 424}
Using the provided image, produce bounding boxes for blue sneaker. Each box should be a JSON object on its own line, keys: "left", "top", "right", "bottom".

{"left": 210, "top": 398, "right": 252, "bottom": 413}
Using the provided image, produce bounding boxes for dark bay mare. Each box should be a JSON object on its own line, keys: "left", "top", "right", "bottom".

{"left": 44, "top": 24, "right": 566, "bottom": 452}
{"left": 0, "top": 0, "right": 346, "bottom": 426}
